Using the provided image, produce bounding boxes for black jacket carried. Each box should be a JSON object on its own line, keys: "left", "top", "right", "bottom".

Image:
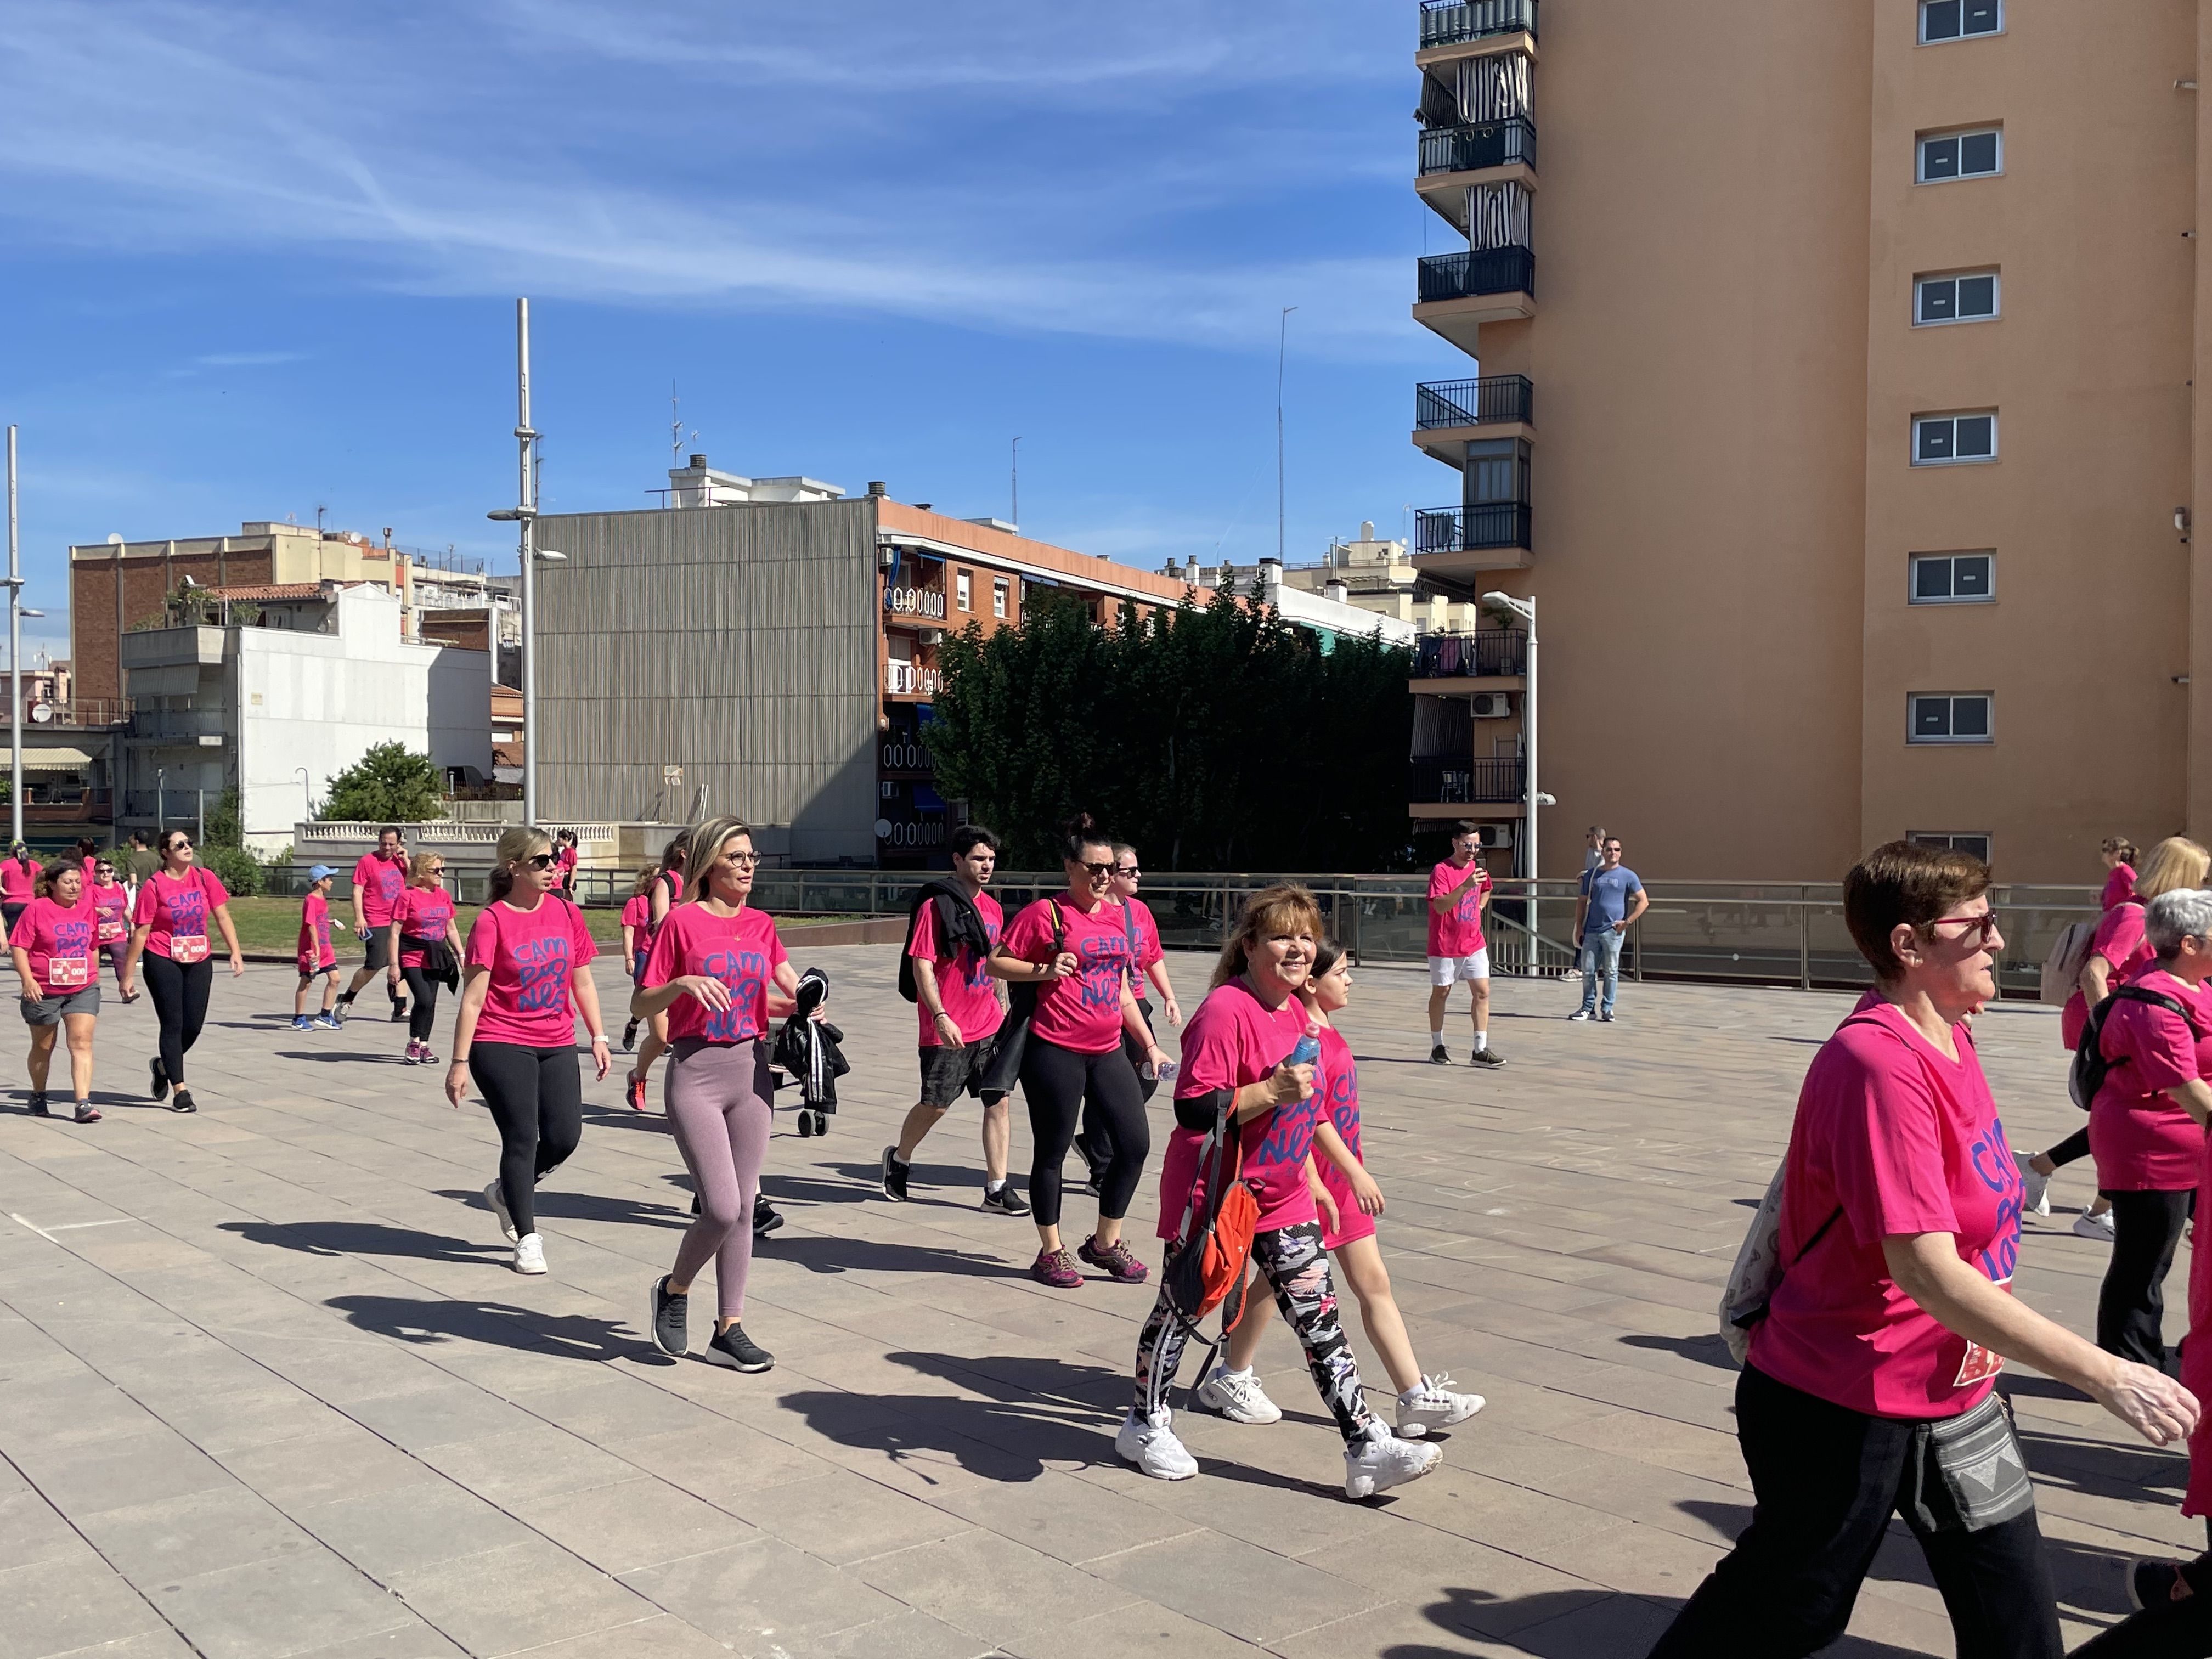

{"left": 772, "top": 967, "right": 849, "bottom": 1111}
{"left": 896, "top": 880, "right": 994, "bottom": 1003}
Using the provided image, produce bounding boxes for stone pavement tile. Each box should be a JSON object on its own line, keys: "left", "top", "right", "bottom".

{"left": 0, "top": 1380, "right": 165, "bottom": 1453}
{"left": 1266, "top": 1596, "right": 1542, "bottom": 1659}
{"left": 413, "top": 1424, "right": 642, "bottom": 1505}
{"left": 620, "top": 1537, "right": 905, "bottom": 1655}
{"left": 1566, "top": 1517, "right": 1732, "bottom": 1602}
{"left": 999, "top": 1600, "right": 1280, "bottom": 1659}
{"left": 1481, "top": 1588, "right": 1677, "bottom": 1658}
{"left": 143, "top": 1550, "right": 418, "bottom": 1659}
{"left": 294, "top": 1480, "right": 538, "bottom": 1579}
{"left": 1296, "top": 1524, "right": 1602, "bottom": 1627}
{"left": 384, "top": 1536, "right": 662, "bottom": 1656}
{"left": 924, "top": 1466, "right": 1201, "bottom": 1566}
{"left": 853, "top": 1528, "right": 1137, "bottom": 1651}
{"left": 0, "top": 1554, "right": 166, "bottom": 1658}
{"left": 509, "top": 1611, "right": 769, "bottom": 1659}
{"left": 1376, "top": 1471, "right": 1628, "bottom": 1572}
{"left": 0, "top": 1488, "right": 101, "bottom": 1575}
{"left": 512, "top": 1475, "right": 758, "bottom": 1575}
{"left": 75, "top": 1483, "right": 320, "bottom": 1585}
{"left": 12, "top": 1429, "right": 235, "bottom": 1519}
{"left": 803, "top": 1608, "right": 1003, "bottom": 1659}
{"left": 278, "top": 1626, "right": 470, "bottom": 1659}
{"left": 503, "top": 1374, "right": 736, "bottom": 1444}
{"left": 610, "top": 1421, "right": 838, "bottom": 1505}
{"left": 217, "top": 1426, "right": 443, "bottom": 1509}
{"left": 1085, "top": 1527, "right": 1390, "bottom": 1644}
{"left": 149, "top": 1385, "right": 351, "bottom": 1460}
{"left": 719, "top": 1467, "right": 967, "bottom": 1565}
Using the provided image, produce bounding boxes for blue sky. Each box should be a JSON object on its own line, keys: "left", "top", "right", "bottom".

{"left": 0, "top": 0, "right": 1467, "bottom": 655}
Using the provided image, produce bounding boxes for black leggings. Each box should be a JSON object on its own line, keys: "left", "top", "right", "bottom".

{"left": 1021, "top": 1036, "right": 1149, "bottom": 1227}
{"left": 401, "top": 968, "right": 441, "bottom": 1043}
{"left": 2096, "top": 1187, "right": 2194, "bottom": 1368}
{"left": 143, "top": 953, "right": 212, "bottom": 1088}
{"left": 468, "top": 1041, "right": 583, "bottom": 1238}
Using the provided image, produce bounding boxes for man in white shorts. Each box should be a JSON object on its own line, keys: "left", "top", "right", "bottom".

{"left": 1426, "top": 821, "right": 1504, "bottom": 1068}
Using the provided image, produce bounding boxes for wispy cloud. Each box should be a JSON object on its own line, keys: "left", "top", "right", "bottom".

{"left": 191, "top": 351, "right": 305, "bottom": 368}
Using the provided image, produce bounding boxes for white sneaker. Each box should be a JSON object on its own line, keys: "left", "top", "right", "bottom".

{"left": 1197, "top": 1365, "right": 1282, "bottom": 1425}
{"left": 484, "top": 1180, "right": 519, "bottom": 1243}
{"left": 2074, "top": 1209, "right": 2118, "bottom": 1243}
{"left": 2016, "top": 1152, "right": 2051, "bottom": 1217}
{"left": 1396, "top": 1373, "right": 1486, "bottom": 1438}
{"left": 1345, "top": 1425, "right": 1442, "bottom": 1499}
{"left": 512, "top": 1233, "right": 546, "bottom": 1275}
{"left": 1566, "top": 1009, "right": 1593, "bottom": 1023}
{"left": 1115, "top": 1407, "right": 1198, "bottom": 1480}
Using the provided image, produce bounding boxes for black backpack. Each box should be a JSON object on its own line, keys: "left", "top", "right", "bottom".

{"left": 2070, "top": 985, "right": 2202, "bottom": 1110}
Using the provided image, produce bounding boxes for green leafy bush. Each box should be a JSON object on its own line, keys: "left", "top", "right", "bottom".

{"left": 202, "top": 845, "right": 263, "bottom": 897}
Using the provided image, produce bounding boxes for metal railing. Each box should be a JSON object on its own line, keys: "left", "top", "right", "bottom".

{"left": 1421, "top": 0, "right": 1538, "bottom": 49}
{"left": 128, "top": 710, "right": 229, "bottom": 743}
{"left": 1414, "top": 629, "right": 1527, "bottom": 678}
{"left": 1419, "top": 117, "right": 1537, "bottom": 177}
{"left": 883, "top": 585, "right": 949, "bottom": 621}
{"left": 1415, "top": 375, "right": 1534, "bottom": 431}
{"left": 1411, "top": 755, "right": 1525, "bottom": 805}
{"left": 18, "top": 698, "right": 134, "bottom": 728}
{"left": 1415, "top": 503, "right": 1533, "bottom": 554}
{"left": 1418, "top": 246, "right": 1536, "bottom": 304}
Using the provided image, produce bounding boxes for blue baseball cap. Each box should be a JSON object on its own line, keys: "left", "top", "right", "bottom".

{"left": 308, "top": 865, "right": 337, "bottom": 883}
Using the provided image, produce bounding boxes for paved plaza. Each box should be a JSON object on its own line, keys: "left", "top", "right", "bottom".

{"left": 0, "top": 946, "right": 2195, "bottom": 1658}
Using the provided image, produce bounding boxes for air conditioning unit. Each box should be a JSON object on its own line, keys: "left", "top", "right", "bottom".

{"left": 1470, "top": 692, "right": 1513, "bottom": 719}
{"left": 1477, "top": 823, "right": 1516, "bottom": 849}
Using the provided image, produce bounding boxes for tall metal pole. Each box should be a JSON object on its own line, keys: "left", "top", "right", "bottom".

{"left": 5, "top": 426, "right": 18, "bottom": 849}
{"left": 1276, "top": 307, "right": 1296, "bottom": 563}
{"left": 516, "top": 300, "right": 539, "bottom": 827}
{"left": 1525, "top": 596, "right": 1539, "bottom": 889}
{"left": 1011, "top": 437, "right": 1020, "bottom": 528}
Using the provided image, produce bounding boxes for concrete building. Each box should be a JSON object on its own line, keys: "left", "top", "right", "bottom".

{"left": 532, "top": 461, "right": 1204, "bottom": 866}
{"left": 119, "top": 585, "right": 492, "bottom": 854}
{"left": 1171, "top": 524, "right": 1481, "bottom": 638}
{"left": 1406, "top": 0, "right": 2212, "bottom": 882}
{"left": 1157, "top": 555, "right": 1419, "bottom": 650}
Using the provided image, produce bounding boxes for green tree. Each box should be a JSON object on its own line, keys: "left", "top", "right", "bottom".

{"left": 322, "top": 743, "right": 445, "bottom": 823}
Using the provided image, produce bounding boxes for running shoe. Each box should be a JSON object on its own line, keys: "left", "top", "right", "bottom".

{"left": 391, "top": 1001, "right": 409, "bottom": 1023}
{"left": 1468, "top": 1048, "right": 1506, "bottom": 1069}
{"left": 1344, "top": 1426, "right": 1442, "bottom": 1500}
{"left": 1566, "top": 1009, "right": 1593, "bottom": 1023}
{"left": 148, "top": 1056, "right": 170, "bottom": 1102}
{"left": 484, "top": 1179, "right": 519, "bottom": 1242}
{"left": 167, "top": 1089, "right": 197, "bottom": 1115}
{"left": 72, "top": 1102, "right": 100, "bottom": 1124}
{"left": 620, "top": 1019, "right": 638, "bottom": 1054}
{"left": 1427, "top": 1044, "right": 1451, "bottom": 1065}
{"left": 2016, "top": 1151, "right": 2051, "bottom": 1217}
{"left": 704, "top": 1323, "right": 774, "bottom": 1373}
{"left": 331, "top": 996, "right": 352, "bottom": 1026}
{"left": 648, "top": 1274, "right": 689, "bottom": 1358}
{"left": 980, "top": 1184, "right": 1030, "bottom": 1217}
{"left": 1077, "top": 1237, "right": 1149, "bottom": 1283}
{"left": 1396, "top": 1374, "right": 1486, "bottom": 1437}
{"left": 1197, "top": 1365, "right": 1282, "bottom": 1425}
{"left": 2129, "top": 1558, "right": 2188, "bottom": 1612}
{"left": 402, "top": 1041, "right": 423, "bottom": 1066}
{"left": 624, "top": 1073, "right": 647, "bottom": 1113}
{"left": 2074, "top": 1209, "right": 2118, "bottom": 1243}
{"left": 512, "top": 1233, "right": 546, "bottom": 1275}
{"left": 27, "top": 1093, "right": 49, "bottom": 1118}
{"left": 752, "top": 1199, "right": 785, "bottom": 1238}
{"left": 291, "top": 1015, "right": 314, "bottom": 1032}
{"left": 417, "top": 1046, "right": 439, "bottom": 1065}
{"left": 881, "top": 1147, "right": 911, "bottom": 1202}
{"left": 313, "top": 1011, "right": 342, "bottom": 1031}
{"left": 1115, "top": 1407, "right": 1198, "bottom": 1480}
{"left": 1600, "top": 1011, "right": 1617, "bottom": 1024}
{"left": 1030, "top": 1247, "right": 1083, "bottom": 1288}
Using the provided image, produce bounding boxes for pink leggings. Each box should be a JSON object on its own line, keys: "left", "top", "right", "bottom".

{"left": 665, "top": 1037, "right": 773, "bottom": 1321}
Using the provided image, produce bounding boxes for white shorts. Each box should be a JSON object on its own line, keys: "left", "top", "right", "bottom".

{"left": 1428, "top": 950, "right": 1491, "bottom": 987}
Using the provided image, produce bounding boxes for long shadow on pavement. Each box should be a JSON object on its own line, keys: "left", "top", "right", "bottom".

{"left": 1379, "top": 1584, "right": 1928, "bottom": 1658}
{"left": 221, "top": 1219, "right": 501, "bottom": 1265}
{"left": 325, "top": 1291, "right": 659, "bottom": 1365}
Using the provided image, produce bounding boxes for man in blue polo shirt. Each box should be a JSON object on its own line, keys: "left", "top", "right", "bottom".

{"left": 1570, "top": 835, "right": 1646, "bottom": 1023}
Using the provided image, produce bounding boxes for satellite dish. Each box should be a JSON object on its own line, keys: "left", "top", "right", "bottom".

{"left": 29, "top": 704, "right": 52, "bottom": 724}
{"left": 873, "top": 818, "right": 893, "bottom": 840}
{"left": 106, "top": 533, "right": 124, "bottom": 546}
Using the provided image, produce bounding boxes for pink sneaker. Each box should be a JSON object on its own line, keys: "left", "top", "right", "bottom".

{"left": 1029, "top": 1248, "right": 1082, "bottom": 1289}
{"left": 1077, "top": 1237, "right": 1149, "bottom": 1283}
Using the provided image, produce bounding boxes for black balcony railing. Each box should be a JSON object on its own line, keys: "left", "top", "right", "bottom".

{"left": 1415, "top": 375, "right": 1534, "bottom": 430}
{"left": 1412, "top": 755, "right": 1527, "bottom": 805}
{"left": 1415, "top": 503, "right": 1533, "bottom": 555}
{"left": 1419, "top": 117, "right": 1537, "bottom": 177}
{"left": 1415, "top": 629, "right": 1528, "bottom": 679}
{"left": 1420, "top": 0, "right": 1538, "bottom": 49}
{"left": 1417, "top": 246, "right": 1535, "bottom": 304}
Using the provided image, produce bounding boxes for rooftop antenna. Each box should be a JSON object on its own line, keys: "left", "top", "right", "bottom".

{"left": 670, "top": 382, "right": 697, "bottom": 467}
{"left": 1011, "top": 437, "right": 1022, "bottom": 528}
{"left": 315, "top": 503, "right": 326, "bottom": 534}
{"left": 1277, "top": 306, "right": 1297, "bottom": 563}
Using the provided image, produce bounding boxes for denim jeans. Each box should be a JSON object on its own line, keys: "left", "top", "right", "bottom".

{"left": 1579, "top": 928, "right": 1623, "bottom": 1014}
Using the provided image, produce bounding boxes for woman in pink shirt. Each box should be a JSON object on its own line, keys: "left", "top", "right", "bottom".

{"left": 444, "top": 827, "right": 611, "bottom": 1276}
{"left": 87, "top": 857, "right": 132, "bottom": 992}
{"left": 12, "top": 859, "right": 101, "bottom": 1122}
{"left": 119, "top": 828, "right": 244, "bottom": 1115}
{"left": 0, "top": 840, "right": 43, "bottom": 937}
{"left": 386, "top": 853, "right": 463, "bottom": 1065}
{"left": 623, "top": 837, "right": 687, "bottom": 1099}
{"left": 1650, "top": 843, "right": 2198, "bottom": 1659}
{"left": 2102, "top": 836, "right": 2142, "bottom": 911}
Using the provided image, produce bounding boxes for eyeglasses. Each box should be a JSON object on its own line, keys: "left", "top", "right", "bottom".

{"left": 524, "top": 853, "right": 557, "bottom": 870}
{"left": 723, "top": 851, "right": 761, "bottom": 867}
{"left": 1078, "top": 860, "right": 1115, "bottom": 877}
{"left": 1927, "top": 911, "right": 2002, "bottom": 946}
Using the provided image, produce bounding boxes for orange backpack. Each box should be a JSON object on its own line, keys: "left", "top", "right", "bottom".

{"left": 1162, "top": 1096, "right": 1261, "bottom": 1338}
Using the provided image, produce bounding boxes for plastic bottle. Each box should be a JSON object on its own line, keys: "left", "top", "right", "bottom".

{"left": 1287, "top": 1021, "right": 1322, "bottom": 1070}
{"left": 1142, "top": 1058, "right": 1179, "bottom": 1084}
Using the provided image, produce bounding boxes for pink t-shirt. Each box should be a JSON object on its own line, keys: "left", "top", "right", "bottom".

{"left": 352, "top": 853, "right": 408, "bottom": 927}
{"left": 393, "top": 886, "right": 457, "bottom": 971}
{"left": 910, "top": 890, "right": 1003, "bottom": 1047}
{"left": 2103, "top": 864, "right": 2138, "bottom": 911}
{"left": 2063, "top": 902, "right": 2153, "bottom": 1049}
{"left": 1122, "top": 898, "right": 1164, "bottom": 975}
{"left": 89, "top": 883, "right": 129, "bottom": 945}
{"left": 298, "top": 891, "right": 335, "bottom": 973}
{"left": 133, "top": 866, "right": 230, "bottom": 962}
{"left": 1001, "top": 897, "right": 1135, "bottom": 1056}
{"left": 1426, "top": 859, "right": 1491, "bottom": 958}
{"left": 1749, "top": 995, "right": 2022, "bottom": 1420}
{"left": 1314, "top": 1024, "right": 1375, "bottom": 1250}
{"left": 639, "top": 904, "right": 789, "bottom": 1045}
{"left": 464, "top": 898, "right": 597, "bottom": 1048}
{"left": 0, "top": 857, "right": 43, "bottom": 905}
{"left": 2089, "top": 970, "right": 2212, "bottom": 1192}
{"left": 621, "top": 894, "right": 649, "bottom": 930}
{"left": 1158, "top": 979, "right": 1320, "bottom": 1238}
{"left": 10, "top": 895, "right": 95, "bottom": 996}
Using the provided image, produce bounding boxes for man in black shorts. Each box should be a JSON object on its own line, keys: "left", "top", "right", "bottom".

{"left": 882, "top": 826, "right": 1025, "bottom": 1214}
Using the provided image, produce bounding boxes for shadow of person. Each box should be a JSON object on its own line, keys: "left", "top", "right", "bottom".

{"left": 1618, "top": 1333, "right": 1738, "bottom": 1371}
{"left": 766, "top": 1235, "right": 1030, "bottom": 1280}
{"left": 2013, "top": 1421, "right": 2190, "bottom": 1505}
{"left": 1380, "top": 1584, "right": 1929, "bottom": 1658}
{"left": 428, "top": 1188, "right": 688, "bottom": 1232}
{"left": 324, "top": 1291, "right": 658, "bottom": 1364}
{"left": 219, "top": 1219, "right": 499, "bottom": 1265}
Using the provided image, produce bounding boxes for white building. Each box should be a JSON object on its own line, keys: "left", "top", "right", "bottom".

{"left": 119, "top": 584, "right": 492, "bottom": 855}
{"left": 1170, "top": 523, "right": 1483, "bottom": 638}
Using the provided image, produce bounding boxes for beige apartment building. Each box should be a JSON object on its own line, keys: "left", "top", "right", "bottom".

{"left": 1408, "top": 0, "right": 2209, "bottom": 882}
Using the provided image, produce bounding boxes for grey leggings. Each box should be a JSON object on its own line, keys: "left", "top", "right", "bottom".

{"left": 667, "top": 1037, "right": 773, "bottom": 1321}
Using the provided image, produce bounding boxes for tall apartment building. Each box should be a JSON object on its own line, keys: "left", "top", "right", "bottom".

{"left": 1407, "top": 0, "right": 2205, "bottom": 882}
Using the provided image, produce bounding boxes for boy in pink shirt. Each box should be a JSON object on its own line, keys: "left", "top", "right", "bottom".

{"left": 293, "top": 865, "right": 346, "bottom": 1030}
{"left": 1424, "top": 822, "right": 1503, "bottom": 1068}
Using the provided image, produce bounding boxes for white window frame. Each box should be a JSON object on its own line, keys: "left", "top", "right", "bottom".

{"left": 1911, "top": 410, "right": 1999, "bottom": 467}
{"left": 991, "top": 578, "right": 1009, "bottom": 619}
{"left": 1918, "top": 0, "right": 2002, "bottom": 44}
{"left": 1908, "top": 830, "right": 1993, "bottom": 862}
{"left": 1908, "top": 551, "right": 1996, "bottom": 605}
{"left": 956, "top": 569, "right": 972, "bottom": 611}
{"left": 1908, "top": 692, "right": 1994, "bottom": 745}
{"left": 1917, "top": 126, "right": 2003, "bottom": 184}
{"left": 1912, "top": 269, "right": 2001, "bottom": 328}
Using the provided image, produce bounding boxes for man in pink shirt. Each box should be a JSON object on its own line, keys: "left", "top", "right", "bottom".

{"left": 337, "top": 825, "right": 410, "bottom": 1024}
{"left": 1425, "top": 821, "right": 1504, "bottom": 1068}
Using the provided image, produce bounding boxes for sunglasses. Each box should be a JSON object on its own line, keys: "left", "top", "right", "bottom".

{"left": 1077, "top": 860, "right": 1115, "bottom": 878}
{"left": 167, "top": 839, "right": 193, "bottom": 851}
{"left": 524, "top": 853, "right": 558, "bottom": 870}
{"left": 1927, "top": 911, "right": 2002, "bottom": 946}
{"left": 1116, "top": 866, "right": 1141, "bottom": 878}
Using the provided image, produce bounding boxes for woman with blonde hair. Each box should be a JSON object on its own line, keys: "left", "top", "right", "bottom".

{"left": 445, "top": 826, "right": 611, "bottom": 1275}
{"left": 387, "top": 851, "right": 462, "bottom": 1065}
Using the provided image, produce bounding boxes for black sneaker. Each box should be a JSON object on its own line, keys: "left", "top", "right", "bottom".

{"left": 73, "top": 1102, "right": 100, "bottom": 1124}
{"left": 648, "top": 1274, "right": 689, "bottom": 1358}
{"left": 148, "top": 1056, "right": 170, "bottom": 1102}
{"left": 391, "top": 1000, "right": 409, "bottom": 1022}
{"left": 981, "top": 1184, "right": 1029, "bottom": 1217}
{"left": 1468, "top": 1048, "right": 1507, "bottom": 1069}
{"left": 620, "top": 1020, "right": 638, "bottom": 1054}
{"left": 27, "top": 1093, "right": 50, "bottom": 1117}
{"left": 881, "top": 1147, "right": 911, "bottom": 1202}
{"left": 1428, "top": 1044, "right": 1451, "bottom": 1065}
{"left": 752, "top": 1199, "right": 785, "bottom": 1238}
{"left": 2130, "top": 1559, "right": 2187, "bottom": 1611}
{"left": 168, "top": 1088, "right": 197, "bottom": 1115}
{"left": 332, "top": 995, "right": 353, "bottom": 1026}
{"left": 703, "top": 1322, "right": 774, "bottom": 1373}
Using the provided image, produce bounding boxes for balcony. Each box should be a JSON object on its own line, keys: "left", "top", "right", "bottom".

{"left": 883, "top": 583, "right": 949, "bottom": 623}
{"left": 1414, "top": 503, "right": 1533, "bottom": 573}
{"left": 127, "top": 708, "right": 229, "bottom": 747}
{"left": 1413, "top": 246, "right": 1534, "bottom": 351}
{"left": 1419, "top": 0, "right": 1538, "bottom": 54}
{"left": 1416, "top": 119, "right": 1537, "bottom": 232}
{"left": 1411, "top": 754, "right": 1526, "bottom": 808}
{"left": 885, "top": 662, "right": 944, "bottom": 700}
{"left": 1414, "top": 375, "right": 1533, "bottom": 463}
{"left": 1413, "top": 628, "right": 1527, "bottom": 683}
{"left": 120, "top": 625, "right": 226, "bottom": 671}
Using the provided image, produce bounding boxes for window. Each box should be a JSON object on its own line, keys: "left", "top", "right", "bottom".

{"left": 991, "top": 578, "right": 1008, "bottom": 619}
{"left": 956, "top": 570, "right": 972, "bottom": 611}
{"left": 1909, "top": 831, "right": 1993, "bottom": 862}
{"left": 1918, "top": 127, "right": 2002, "bottom": 183}
{"left": 1914, "top": 270, "right": 1999, "bottom": 326}
{"left": 1910, "top": 551, "right": 1995, "bottom": 603}
{"left": 1909, "top": 693, "right": 1993, "bottom": 743}
{"left": 1920, "top": 0, "right": 2000, "bottom": 43}
{"left": 1912, "top": 411, "right": 1997, "bottom": 465}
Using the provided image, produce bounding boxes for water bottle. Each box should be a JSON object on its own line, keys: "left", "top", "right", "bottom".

{"left": 1142, "top": 1058, "right": 1178, "bottom": 1084}
{"left": 1286, "top": 1022, "right": 1321, "bottom": 1071}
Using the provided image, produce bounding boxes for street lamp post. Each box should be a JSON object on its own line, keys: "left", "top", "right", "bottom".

{"left": 296, "top": 765, "right": 312, "bottom": 823}
{"left": 488, "top": 300, "right": 551, "bottom": 826}
{"left": 5, "top": 425, "right": 18, "bottom": 850}
{"left": 1482, "top": 591, "right": 1538, "bottom": 885}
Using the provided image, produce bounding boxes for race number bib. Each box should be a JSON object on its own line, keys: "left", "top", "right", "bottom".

{"left": 170, "top": 934, "right": 210, "bottom": 964}
{"left": 46, "top": 956, "right": 87, "bottom": 988}
{"left": 1953, "top": 1279, "right": 2012, "bottom": 1387}
{"left": 97, "top": 919, "right": 125, "bottom": 943}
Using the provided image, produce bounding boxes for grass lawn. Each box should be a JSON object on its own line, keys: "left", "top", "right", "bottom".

{"left": 217, "top": 896, "right": 834, "bottom": 956}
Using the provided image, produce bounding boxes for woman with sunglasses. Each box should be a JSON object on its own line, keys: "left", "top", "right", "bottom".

{"left": 119, "top": 828, "right": 244, "bottom": 1115}
{"left": 989, "top": 812, "right": 1169, "bottom": 1289}
{"left": 636, "top": 816, "right": 802, "bottom": 1372}
{"left": 88, "top": 859, "right": 132, "bottom": 993}
{"left": 388, "top": 853, "right": 463, "bottom": 1065}
{"left": 13, "top": 859, "right": 101, "bottom": 1122}
{"left": 1073, "top": 843, "right": 1183, "bottom": 1189}
{"left": 445, "top": 826, "right": 611, "bottom": 1275}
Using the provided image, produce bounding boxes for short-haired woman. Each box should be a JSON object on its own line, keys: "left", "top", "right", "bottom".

{"left": 1647, "top": 841, "right": 2199, "bottom": 1659}
{"left": 120, "top": 827, "right": 244, "bottom": 1115}
{"left": 13, "top": 859, "right": 100, "bottom": 1122}
{"left": 388, "top": 853, "right": 462, "bottom": 1065}
{"left": 445, "top": 826, "right": 611, "bottom": 1276}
